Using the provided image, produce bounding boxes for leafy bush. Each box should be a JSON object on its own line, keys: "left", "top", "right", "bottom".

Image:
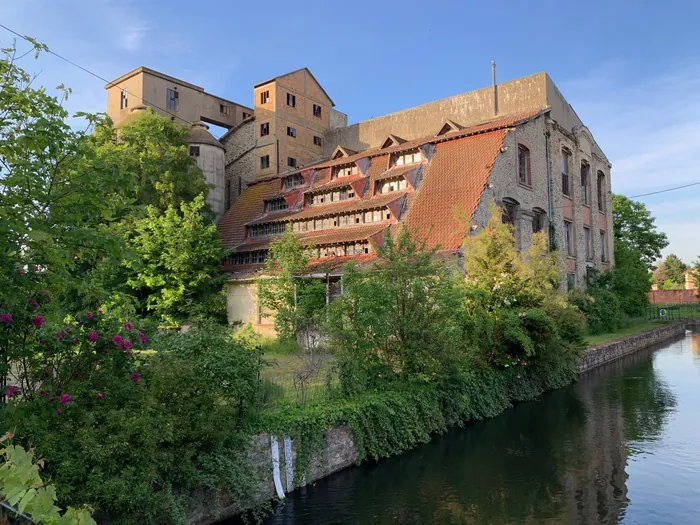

{"left": 0, "top": 438, "right": 96, "bottom": 524}
{"left": 1, "top": 323, "right": 262, "bottom": 524}
{"left": 568, "top": 287, "right": 626, "bottom": 335}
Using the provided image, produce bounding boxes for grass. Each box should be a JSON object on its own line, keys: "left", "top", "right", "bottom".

{"left": 585, "top": 319, "right": 663, "bottom": 346}
{"left": 259, "top": 339, "right": 334, "bottom": 405}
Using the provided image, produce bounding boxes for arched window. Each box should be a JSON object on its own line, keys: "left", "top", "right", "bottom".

{"left": 532, "top": 207, "right": 546, "bottom": 234}
{"left": 501, "top": 198, "right": 519, "bottom": 226}
{"left": 597, "top": 170, "right": 606, "bottom": 212}
{"left": 580, "top": 161, "right": 590, "bottom": 205}
{"left": 518, "top": 144, "right": 531, "bottom": 186}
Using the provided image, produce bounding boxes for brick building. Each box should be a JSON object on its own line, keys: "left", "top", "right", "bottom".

{"left": 106, "top": 67, "right": 614, "bottom": 334}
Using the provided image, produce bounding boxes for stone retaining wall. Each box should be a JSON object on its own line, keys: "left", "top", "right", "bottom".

{"left": 579, "top": 320, "right": 699, "bottom": 373}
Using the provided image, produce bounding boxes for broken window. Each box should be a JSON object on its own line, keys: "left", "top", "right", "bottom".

{"left": 313, "top": 104, "right": 322, "bottom": 117}
{"left": 597, "top": 171, "right": 606, "bottom": 212}
{"left": 120, "top": 89, "right": 128, "bottom": 109}
{"left": 260, "top": 122, "right": 270, "bottom": 136}
{"left": 286, "top": 93, "right": 296, "bottom": 107}
{"left": 189, "top": 146, "right": 200, "bottom": 157}
{"left": 581, "top": 162, "right": 590, "bottom": 205}
{"left": 561, "top": 149, "right": 571, "bottom": 196}
{"left": 287, "top": 126, "right": 296, "bottom": 138}
{"left": 166, "top": 88, "right": 179, "bottom": 111}
{"left": 260, "top": 90, "right": 270, "bottom": 104}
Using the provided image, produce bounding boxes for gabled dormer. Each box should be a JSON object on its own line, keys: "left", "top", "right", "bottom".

{"left": 380, "top": 134, "right": 406, "bottom": 149}
{"left": 435, "top": 119, "right": 462, "bottom": 136}
{"left": 331, "top": 145, "right": 356, "bottom": 160}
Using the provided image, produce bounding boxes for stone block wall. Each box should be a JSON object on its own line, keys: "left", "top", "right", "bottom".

{"left": 579, "top": 321, "right": 699, "bottom": 372}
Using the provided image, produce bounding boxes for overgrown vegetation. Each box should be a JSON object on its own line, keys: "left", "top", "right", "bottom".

{"left": 568, "top": 194, "right": 666, "bottom": 333}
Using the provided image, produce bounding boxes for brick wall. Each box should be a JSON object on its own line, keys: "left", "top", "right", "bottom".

{"left": 648, "top": 289, "right": 699, "bottom": 304}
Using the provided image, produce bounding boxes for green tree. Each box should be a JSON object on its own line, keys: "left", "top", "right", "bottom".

{"left": 327, "top": 231, "right": 463, "bottom": 389}
{"left": 90, "top": 109, "right": 210, "bottom": 215}
{"left": 612, "top": 194, "right": 668, "bottom": 268}
{"left": 652, "top": 254, "right": 687, "bottom": 289}
{"left": 257, "top": 229, "right": 325, "bottom": 341}
{"left": 124, "top": 194, "right": 227, "bottom": 325}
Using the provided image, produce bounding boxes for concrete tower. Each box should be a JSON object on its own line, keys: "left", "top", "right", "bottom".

{"left": 188, "top": 121, "right": 226, "bottom": 219}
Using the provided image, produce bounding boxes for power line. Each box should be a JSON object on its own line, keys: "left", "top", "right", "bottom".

{"left": 628, "top": 181, "right": 700, "bottom": 199}
{"left": 0, "top": 23, "right": 193, "bottom": 126}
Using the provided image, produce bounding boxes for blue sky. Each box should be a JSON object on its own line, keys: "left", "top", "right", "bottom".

{"left": 2, "top": 0, "right": 699, "bottom": 263}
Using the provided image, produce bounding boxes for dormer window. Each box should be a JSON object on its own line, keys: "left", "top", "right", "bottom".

{"left": 265, "top": 198, "right": 288, "bottom": 213}
{"left": 332, "top": 163, "right": 359, "bottom": 180}
{"left": 282, "top": 173, "right": 304, "bottom": 190}
{"left": 378, "top": 177, "right": 407, "bottom": 194}
{"left": 390, "top": 149, "right": 422, "bottom": 167}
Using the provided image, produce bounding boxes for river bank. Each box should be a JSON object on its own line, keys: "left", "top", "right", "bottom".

{"left": 195, "top": 320, "right": 700, "bottom": 525}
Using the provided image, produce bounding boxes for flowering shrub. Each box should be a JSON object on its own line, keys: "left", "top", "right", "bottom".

{"left": 1, "top": 322, "right": 262, "bottom": 524}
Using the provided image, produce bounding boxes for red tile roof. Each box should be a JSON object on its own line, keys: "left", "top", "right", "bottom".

{"left": 247, "top": 192, "right": 406, "bottom": 225}
{"left": 218, "top": 111, "right": 542, "bottom": 268}
{"left": 400, "top": 129, "right": 505, "bottom": 250}
{"left": 217, "top": 179, "right": 280, "bottom": 250}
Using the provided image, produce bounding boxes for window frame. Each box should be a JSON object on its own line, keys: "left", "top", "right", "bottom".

{"left": 580, "top": 162, "right": 590, "bottom": 205}
{"left": 220, "top": 103, "right": 229, "bottom": 115}
{"left": 189, "top": 145, "right": 200, "bottom": 157}
{"left": 120, "top": 89, "right": 128, "bottom": 109}
{"left": 313, "top": 104, "right": 322, "bottom": 118}
{"left": 260, "top": 90, "right": 270, "bottom": 105}
{"left": 287, "top": 126, "right": 296, "bottom": 138}
{"left": 313, "top": 135, "right": 322, "bottom": 147}
{"left": 561, "top": 148, "right": 571, "bottom": 197}
{"left": 600, "top": 230, "right": 607, "bottom": 262}
{"left": 260, "top": 155, "right": 270, "bottom": 170}
{"left": 584, "top": 226, "right": 592, "bottom": 260}
{"left": 517, "top": 144, "right": 531, "bottom": 186}
{"left": 166, "top": 88, "right": 179, "bottom": 111}
{"left": 597, "top": 171, "right": 606, "bottom": 213}
{"left": 286, "top": 93, "right": 296, "bottom": 107}
{"left": 260, "top": 122, "right": 270, "bottom": 137}
{"left": 564, "top": 220, "right": 574, "bottom": 256}
{"left": 287, "top": 157, "right": 297, "bottom": 168}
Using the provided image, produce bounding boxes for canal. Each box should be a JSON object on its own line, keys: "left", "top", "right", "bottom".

{"left": 258, "top": 331, "right": 700, "bottom": 525}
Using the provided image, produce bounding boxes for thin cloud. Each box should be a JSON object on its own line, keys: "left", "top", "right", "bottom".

{"left": 119, "top": 23, "right": 148, "bottom": 52}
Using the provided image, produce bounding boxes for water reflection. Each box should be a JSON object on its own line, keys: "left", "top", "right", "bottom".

{"left": 253, "top": 335, "right": 689, "bottom": 525}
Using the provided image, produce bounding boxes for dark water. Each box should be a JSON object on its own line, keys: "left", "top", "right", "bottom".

{"left": 261, "top": 332, "right": 700, "bottom": 525}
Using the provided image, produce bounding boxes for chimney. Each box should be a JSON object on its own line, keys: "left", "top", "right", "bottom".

{"left": 491, "top": 61, "right": 498, "bottom": 116}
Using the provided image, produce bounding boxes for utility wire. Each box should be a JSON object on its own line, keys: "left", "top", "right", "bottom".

{"left": 628, "top": 181, "right": 700, "bottom": 199}
{"left": 0, "top": 22, "right": 194, "bottom": 126}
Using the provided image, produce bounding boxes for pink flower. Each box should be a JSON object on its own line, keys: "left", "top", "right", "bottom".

{"left": 1, "top": 313, "right": 12, "bottom": 324}
{"left": 86, "top": 311, "right": 94, "bottom": 320}
{"left": 5, "top": 386, "right": 18, "bottom": 398}
{"left": 71, "top": 337, "right": 79, "bottom": 345}
{"left": 112, "top": 335, "right": 123, "bottom": 347}
{"left": 139, "top": 334, "right": 147, "bottom": 345}
{"left": 131, "top": 372, "right": 141, "bottom": 383}
{"left": 138, "top": 328, "right": 144, "bottom": 335}
{"left": 505, "top": 354, "right": 512, "bottom": 360}
{"left": 28, "top": 298, "right": 39, "bottom": 310}
{"left": 59, "top": 394, "right": 72, "bottom": 404}
{"left": 102, "top": 347, "right": 108, "bottom": 354}
{"left": 88, "top": 331, "right": 98, "bottom": 343}
{"left": 123, "top": 339, "right": 132, "bottom": 350}
{"left": 49, "top": 395, "right": 55, "bottom": 401}
{"left": 33, "top": 315, "right": 45, "bottom": 328}
{"left": 124, "top": 322, "right": 133, "bottom": 330}
{"left": 56, "top": 408, "right": 62, "bottom": 416}
{"left": 15, "top": 269, "right": 22, "bottom": 276}
{"left": 96, "top": 392, "right": 104, "bottom": 400}
{"left": 39, "top": 390, "right": 46, "bottom": 397}
{"left": 55, "top": 330, "right": 68, "bottom": 341}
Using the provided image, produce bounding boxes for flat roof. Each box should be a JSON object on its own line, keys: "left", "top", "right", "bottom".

{"left": 105, "top": 66, "right": 253, "bottom": 111}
